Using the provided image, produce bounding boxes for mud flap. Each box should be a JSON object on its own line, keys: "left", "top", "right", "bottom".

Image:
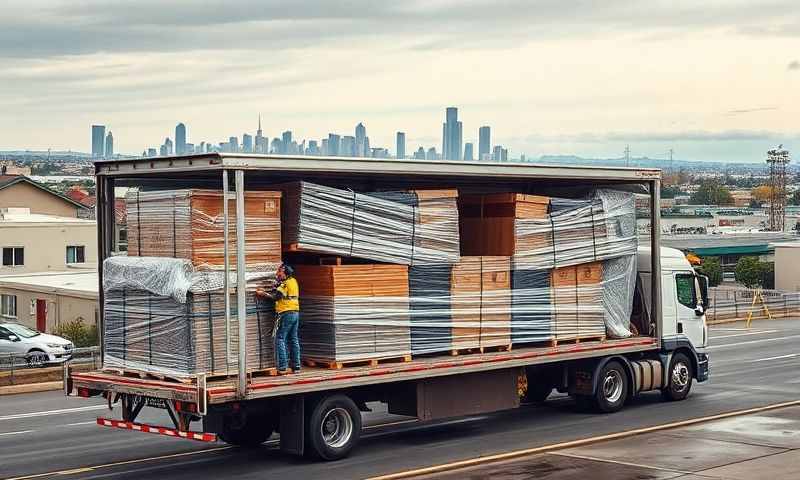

{"left": 279, "top": 395, "right": 304, "bottom": 456}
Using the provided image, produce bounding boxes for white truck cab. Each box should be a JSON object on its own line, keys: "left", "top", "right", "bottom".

{"left": 638, "top": 246, "right": 710, "bottom": 387}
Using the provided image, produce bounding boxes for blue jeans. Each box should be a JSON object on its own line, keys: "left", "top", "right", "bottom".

{"left": 275, "top": 311, "right": 300, "bottom": 371}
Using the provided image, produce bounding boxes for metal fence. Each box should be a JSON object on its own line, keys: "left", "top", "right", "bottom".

{"left": 707, "top": 287, "right": 800, "bottom": 323}
{"left": 0, "top": 346, "right": 100, "bottom": 374}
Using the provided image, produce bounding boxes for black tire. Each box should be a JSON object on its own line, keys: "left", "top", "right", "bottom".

{"left": 219, "top": 416, "right": 273, "bottom": 447}
{"left": 523, "top": 382, "right": 553, "bottom": 404}
{"left": 594, "top": 361, "right": 628, "bottom": 413}
{"left": 662, "top": 352, "right": 693, "bottom": 402}
{"left": 305, "top": 394, "right": 362, "bottom": 461}
{"left": 26, "top": 349, "right": 47, "bottom": 368}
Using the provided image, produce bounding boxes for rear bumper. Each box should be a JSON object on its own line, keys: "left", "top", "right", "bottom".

{"left": 97, "top": 418, "right": 217, "bottom": 442}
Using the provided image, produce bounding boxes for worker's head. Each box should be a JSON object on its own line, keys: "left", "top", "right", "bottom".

{"left": 277, "top": 263, "right": 294, "bottom": 281}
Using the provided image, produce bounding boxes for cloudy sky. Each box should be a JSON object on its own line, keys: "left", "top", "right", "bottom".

{"left": 2, "top": 0, "right": 798, "bottom": 162}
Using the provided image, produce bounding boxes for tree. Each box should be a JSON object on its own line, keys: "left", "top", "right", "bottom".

{"left": 690, "top": 180, "right": 734, "bottom": 206}
{"left": 660, "top": 185, "right": 682, "bottom": 199}
{"left": 696, "top": 257, "right": 722, "bottom": 287}
{"left": 734, "top": 257, "right": 774, "bottom": 289}
{"left": 751, "top": 185, "right": 774, "bottom": 202}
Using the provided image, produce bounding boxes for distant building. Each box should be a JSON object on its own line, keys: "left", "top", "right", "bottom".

{"left": 0, "top": 163, "right": 31, "bottom": 176}
{"left": 282, "top": 131, "right": 293, "bottom": 154}
{"left": 159, "top": 144, "right": 168, "bottom": 156}
{"left": 413, "top": 147, "right": 426, "bottom": 160}
{"left": 164, "top": 137, "right": 174, "bottom": 155}
{"left": 396, "top": 132, "right": 405, "bottom": 159}
{"left": 478, "top": 126, "right": 490, "bottom": 161}
{"left": 228, "top": 136, "right": 239, "bottom": 153}
{"left": 328, "top": 134, "right": 341, "bottom": 156}
{"left": 185, "top": 143, "right": 194, "bottom": 154}
{"left": 341, "top": 136, "right": 356, "bottom": 157}
{"left": 242, "top": 134, "right": 253, "bottom": 153}
{"left": 0, "top": 176, "right": 89, "bottom": 218}
{"left": 255, "top": 115, "right": 267, "bottom": 153}
{"left": 104, "top": 131, "right": 114, "bottom": 158}
{"left": 729, "top": 190, "right": 753, "bottom": 208}
{"left": 355, "top": 123, "right": 367, "bottom": 157}
{"left": 371, "top": 148, "right": 389, "bottom": 159}
{"left": 321, "top": 138, "right": 329, "bottom": 156}
{"left": 426, "top": 147, "right": 438, "bottom": 161}
{"left": 175, "top": 123, "right": 187, "bottom": 155}
{"left": 492, "top": 145, "right": 508, "bottom": 162}
{"left": 463, "top": 142, "right": 474, "bottom": 161}
{"left": 271, "top": 138, "right": 282, "bottom": 154}
{"left": 307, "top": 140, "right": 320, "bottom": 156}
{"left": 147, "top": 148, "right": 157, "bottom": 157}
{"left": 442, "top": 107, "right": 462, "bottom": 161}
{"left": 91, "top": 125, "right": 106, "bottom": 158}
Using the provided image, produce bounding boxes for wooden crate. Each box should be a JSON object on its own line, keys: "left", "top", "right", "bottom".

{"left": 450, "top": 257, "right": 482, "bottom": 350}
{"left": 551, "top": 262, "right": 605, "bottom": 342}
{"left": 459, "top": 193, "right": 550, "bottom": 256}
{"left": 127, "top": 189, "right": 282, "bottom": 268}
{"left": 479, "top": 256, "right": 511, "bottom": 349}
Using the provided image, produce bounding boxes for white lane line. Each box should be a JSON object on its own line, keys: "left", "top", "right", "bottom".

{"left": 0, "top": 405, "right": 107, "bottom": 422}
{"left": 752, "top": 353, "right": 798, "bottom": 363}
{"left": 64, "top": 421, "right": 99, "bottom": 427}
{"left": 552, "top": 452, "right": 695, "bottom": 475}
{"left": 707, "top": 334, "right": 800, "bottom": 350}
{"left": 0, "top": 430, "right": 34, "bottom": 437}
{"left": 710, "top": 330, "right": 778, "bottom": 340}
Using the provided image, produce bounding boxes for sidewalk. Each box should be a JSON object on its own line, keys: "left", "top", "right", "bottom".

{"left": 417, "top": 404, "right": 800, "bottom": 479}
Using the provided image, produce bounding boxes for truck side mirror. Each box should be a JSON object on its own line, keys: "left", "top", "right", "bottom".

{"left": 698, "top": 275, "right": 710, "bottom": 309}
{"left": 694, "top": 306, "right": 705, "bottom": 317}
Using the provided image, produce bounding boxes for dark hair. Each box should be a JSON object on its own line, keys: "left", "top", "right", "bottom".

{"left": 280, "top": 263, "right": 295, "bottom": 277}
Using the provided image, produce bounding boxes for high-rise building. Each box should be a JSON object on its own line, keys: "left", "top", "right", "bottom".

{"left": 271, "top": 138, "right": 282, "bottom": 154}
{"left": 341, "top": 136, "right": 356, "bottom": 157}
{"left": 105, "top": 131, "right": 114, "bottom": 158}
{"left": 147, "top": 148, "right": 157, "bottom": 157}
{"left": 321, "top": 138, "right": 329, "bottom": 156}
{"left": 413, "top": 147, "right": 426, "bottom": 160}
{"left": 426, "top": 147, "right": 438, "bottom": 160}
{"left": 228, "top": 136, "right": 239, "bottom": 152}
{"left": 255, "top": 114, "right": 266, "bottom": 153}
{"left": 327, "top": 134, "right": 341, "bottom": 156}
{"left": 242, "top": 134, "right": 253, "bottom": 153}
{"left": 463, "top": 142, "right": 473, "bottom": 161}
{"left": 442, "top": 107, "right": 462, "bottom": 161}
{"left": 371, "top": 148, "right": 389, "bottom": 158}
{"left": 355, "top": 123, "right": 367, "bottom": 157}
{"left": 307, "top": 140, "right": 320, "bottom": 155}
{"left": 396, "top": 132, "right": 406, "bottom": 159}
{"left": 175, "top": 123, "right": 187, "bottom": 155}
{"left": 492, "top": 145, "right": 508, "bottom": 162}
{"left": 478, "top": 126, "right": 490, "bottom": 162}
{"left": 281, "top": 131, "right": 292, "bottom": 154}
{"left": 185, "top": 143, "right": 194, "bottom": 154}
{"left": 162, "top": 137, "right": 173, "bottom": 155}
{"left": 91, "top": 125, "right": 105, "bottom": 158}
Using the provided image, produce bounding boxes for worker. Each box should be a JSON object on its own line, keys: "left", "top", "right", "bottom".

{"left": 256, "top": 263, "right": 301, "bottom": 375}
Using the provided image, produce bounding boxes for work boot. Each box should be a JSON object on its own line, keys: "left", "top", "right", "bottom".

{"left": 277, "top": 369, "right": 290, "bottom": 376}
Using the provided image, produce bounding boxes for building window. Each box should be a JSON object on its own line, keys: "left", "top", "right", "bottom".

{"left": 1, "top": 247, "right": 24, "bottom": 267}
{"left": 1, "top": 294, "right": 17, "bottom": 318}
{"left": 66, "top": 246, "right": 86, "bottom": 264}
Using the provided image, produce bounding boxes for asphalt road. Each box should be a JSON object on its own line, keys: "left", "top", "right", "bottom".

{"left": 1, "top": 318, "right": 799, "bottom": 480}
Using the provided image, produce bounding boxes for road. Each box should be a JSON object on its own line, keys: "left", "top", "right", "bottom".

{"left": 1, "top": 318, "right": 799, "bottom": 480}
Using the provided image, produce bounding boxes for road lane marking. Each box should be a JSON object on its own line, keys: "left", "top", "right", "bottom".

{"left": 707, "top": 334, "right": 800, "bottom": 350}
{"left": 64, "top": 421, "right": 98, "bottom": 427}
{"left": 0, "top": 405, "right": 107, "bottom": 422}
{"left": 0, "top": 430, "right": 34, "bottom": 437}
{"left": 551, "top": 451, "right": 695, "bottom": 475}
{"left": 751, "top": 353, "right": 798, "bottom": 363}
{"left": 710, "top": 330, "right": 777, "bottom": 340}
{"left": 363, "top": 399, "right": 800, "bottom": 480}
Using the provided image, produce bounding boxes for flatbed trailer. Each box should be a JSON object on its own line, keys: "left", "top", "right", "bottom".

{"left": 65, "top": 153, "right": 709, "bottom": 460}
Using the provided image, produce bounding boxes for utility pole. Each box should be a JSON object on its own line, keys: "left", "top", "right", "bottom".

{"left": 668, "top": 148, "right": 674, "bottom": 172}
{"left": 624, "top": 145, "right": 631, "bottom": 167}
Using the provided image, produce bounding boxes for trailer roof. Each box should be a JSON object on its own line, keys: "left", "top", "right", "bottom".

{"left": 95, "top": 153, "right": 660, "bottom": 182}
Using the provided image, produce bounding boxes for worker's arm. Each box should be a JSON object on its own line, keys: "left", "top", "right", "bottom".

{"left": 256, "top": 283, "right": 286, "bottom": 300}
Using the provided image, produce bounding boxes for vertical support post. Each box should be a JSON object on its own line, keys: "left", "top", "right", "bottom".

{"left": 235, "top": 170, "right": 247, "bottom": 398}
{"left": 96, "top": 174, "right": 115, "bottom": 362}
{"left": 650, "top": 179, "right": 662, "bottom": 346}
{"left": 222, "top": 170, "right": 231, "bottom": 372}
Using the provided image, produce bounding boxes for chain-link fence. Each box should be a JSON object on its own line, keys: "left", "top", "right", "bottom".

{"left": 707, "top": 287, "right": 800, "bottom": 323}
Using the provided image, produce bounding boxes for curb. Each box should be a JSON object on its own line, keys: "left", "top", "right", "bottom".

{"left": 0, "top": 380, "right": 63, "bottom": 396}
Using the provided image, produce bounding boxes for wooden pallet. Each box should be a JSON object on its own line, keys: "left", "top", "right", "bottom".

{"left": 303, "top": 355, "right": 412, "bottom": 370}
{"left": 450, "top": 344, "right": 512, "bottom": 356}
{"left": 104, "top": 367, "right": 278, "bottom": 384}
{"left": 552, "top": 335, "right": 606, "bottom": 347}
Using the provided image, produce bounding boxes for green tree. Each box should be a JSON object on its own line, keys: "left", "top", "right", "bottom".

{"left": 734, "top": 257, "right": 774, "bottom": 289}
{"left": 690, "top": 180, "right": 734, "bottom": 206}
{"left": 696, "top": 257, "right": 722, "bottom": 287}
{"left": 660, "top": 185, "right": 681, "bottom": 199}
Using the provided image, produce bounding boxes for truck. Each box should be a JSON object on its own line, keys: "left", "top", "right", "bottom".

{"left": 65, "top": 153, "right": 709, "bottom": 461}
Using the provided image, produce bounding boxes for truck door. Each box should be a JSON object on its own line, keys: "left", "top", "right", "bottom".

{"left": 673, "top": 272, "right": 705, "bottom": 348}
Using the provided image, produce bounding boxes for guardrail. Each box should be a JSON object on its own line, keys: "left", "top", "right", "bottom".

{"left": 707, "top": 287, "right": 800, "bottom": 323}
{"left": 0, "top": 346, "right": 100, "bottom": 377}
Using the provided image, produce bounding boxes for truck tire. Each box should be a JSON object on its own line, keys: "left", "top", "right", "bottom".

{"left": 219, "top": 416, "right": 273, "bottom": 447}
{"left": 305, "top": 394, "right": 362, "bottom": 461}
{"left": 594, "top": 361, "right": 628, "bottom": 413}
{"left": 662, "top": 352, "right": 693, "bottom": 401}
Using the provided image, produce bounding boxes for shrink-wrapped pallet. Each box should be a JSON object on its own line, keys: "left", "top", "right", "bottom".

{"left": 281, "top": 182, "right": 460, "bottom": 265}
{"left": 126, "top": 189, "right": 282, "bottom": 268}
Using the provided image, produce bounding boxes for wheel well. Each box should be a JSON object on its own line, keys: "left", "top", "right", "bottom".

{"left": 585, "top": 356, "right": 635, "bottom": 400}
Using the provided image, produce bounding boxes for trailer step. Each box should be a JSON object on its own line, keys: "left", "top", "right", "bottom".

{"left": 449, "top": 344, "right": 513, "bottom": 356}
{"left": 96, "top": 418, "right": 217, "bottom": 442}
{"left": 303, "top": 355, "right": 412, "bottom": 370}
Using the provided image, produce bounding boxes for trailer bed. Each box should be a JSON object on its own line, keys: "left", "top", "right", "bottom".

{"left": 71, "top": 336, "right": 657, "bottom": 405}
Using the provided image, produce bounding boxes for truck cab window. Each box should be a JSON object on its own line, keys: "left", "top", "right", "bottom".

{"left": 675, "top": 274, "right": 697, "bottom": 309}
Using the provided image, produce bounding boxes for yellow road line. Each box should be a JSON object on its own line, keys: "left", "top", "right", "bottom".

{"left": 364, "top": 399, "right": 800, "bottom": 480}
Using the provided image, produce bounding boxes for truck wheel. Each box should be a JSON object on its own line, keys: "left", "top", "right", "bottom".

{"left": 594, "top": 361, "right": 628, "bottom": 413}
{"left": 662, "top": 352, "right": 693, "bottom": 401}
{"left": 306, "top": 394, "right": 362, "bottom": 461}
{"left": 523, "top": 383, "right": 553, "bottom": 404}
{"left": 219, "top": 416, "right": 273, "bottom": 447}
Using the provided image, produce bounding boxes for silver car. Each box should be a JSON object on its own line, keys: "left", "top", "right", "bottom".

{"left": 0, "top": 323, "right": 74, "bottom": 367}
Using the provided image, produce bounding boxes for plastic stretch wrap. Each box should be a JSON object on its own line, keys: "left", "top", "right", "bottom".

{"left": 126, "top": 189, "right": 282, "bottom": 268}
{"left": 281, "top": 182, "right": 460, "bottom": 265}
{"left": 103, "top": 257, "right": 194, "bottom": 303}
{"left": 602, "top": 255, "right": 637, "bottom": 338}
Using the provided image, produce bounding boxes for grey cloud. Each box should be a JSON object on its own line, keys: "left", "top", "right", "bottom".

{"left": 789, "top": 60, "right": 800, "bottom": 70}
{"left": 726, "top": 106, "right": 779, "bottom": 115}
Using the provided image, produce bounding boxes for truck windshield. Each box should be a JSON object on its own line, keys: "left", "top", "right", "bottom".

{"left": 3, "top": 323, "right": 40, "bottom": 338}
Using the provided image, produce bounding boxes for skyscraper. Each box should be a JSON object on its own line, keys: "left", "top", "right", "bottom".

{"left": 282, "top": 131, "right": 292, "bottom": 154}
{"left": 105, "top": 131, "right": 114, "bottom": 158}
{"left": 442, "top": 107, "right": 463, "bottom": 161}
{"left": 413, "top": 147, "right": 425, "bottom": 160}
{"left": 228, "top": 136, "right": 238, "bottom": 152}
{"left": 271, "top": 138, "right": 282, "bottom": 154}
{"left": 478, "top": 126, "right": 490, "bottom": 162}
{"left": 396, "top": 132, "right": 406, "bottom": 159}
{"left": 242, "top": 134, "right": 253, "bottom": 153}
{"left": 175, "top": 123, "right": 187, "bottom": 155}
{"left": 355, "top": 123, "right": 367, "bottom": 157}
{"left": 91, "top": 125, "right": 105, "bottom": 158}
{"left": 463, "top": 142, "right": 473, "bottom": 161}
{"left": 427, "top": 147, "right": 438, "bottom": 160}
{"left": 255, "top": 115, "right": 266, "bottom": 153}
{"left": 341, "top": 136, "right": 356, "bottom": 157}
{"left": 327, "top": 134, "right": 341, "bottom": 156}
{"left": 162, "top": 137, "right": 173, "bottom": 156}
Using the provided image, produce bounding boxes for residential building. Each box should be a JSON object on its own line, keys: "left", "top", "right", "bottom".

{"left": 0, "top": 176, "right": 89, "bottom": 218}
{"left": 91, "top": 125, "right": 106, "bottom": 158}
{"left": 175, "top": 123, "right": 187, "bottom": 155}
{"left": 396, "top": 132, "right": 405, "bottom": 159}
{"left": 105, "top": 131, "right": 114, "bottom": 158}
{"left": 478, "top": 126, "right": 490, "bottom": 161}
{"left": 0, "top": 163, "right": 31, "bottom": 176}
{"left": 355, "top": 123, "right": 367, "bottom": 157}
{"left": 0, "top": 271, "right": 98, "bottom": 332}
{"left": 442, "top": 107, "right": 462, "bottom": 161}
{"left": 463, "top": 142, "right": 474, "bottom": 161}
{"left": 0, "top": 208, "right": 96, "bottom": 275}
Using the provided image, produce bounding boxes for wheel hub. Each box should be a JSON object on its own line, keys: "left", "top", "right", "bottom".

{"left": 321, "top": 407, "right": 353, "bottom": 449}
{"left": 672, "top": 362, "right": 689, "bottom": 389}
{"left": 603, "top": 370, "right": 623, "bottom": 404}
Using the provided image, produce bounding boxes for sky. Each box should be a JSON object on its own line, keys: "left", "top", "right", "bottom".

{"left": 1, "top": 0, "right": 798, "bottom": 162}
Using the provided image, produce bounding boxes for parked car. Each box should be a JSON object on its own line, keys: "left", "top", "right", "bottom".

{"left": 0, "top": 323, "right": 74, "bottom": 367}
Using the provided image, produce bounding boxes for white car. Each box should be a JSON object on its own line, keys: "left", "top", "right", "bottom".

{"left": 0, "top": 323, "right": 74, "bottom": 366}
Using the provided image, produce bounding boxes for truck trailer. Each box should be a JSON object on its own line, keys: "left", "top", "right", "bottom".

{"left": 65, "top": 153, "right": 709, "bottom": 461}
